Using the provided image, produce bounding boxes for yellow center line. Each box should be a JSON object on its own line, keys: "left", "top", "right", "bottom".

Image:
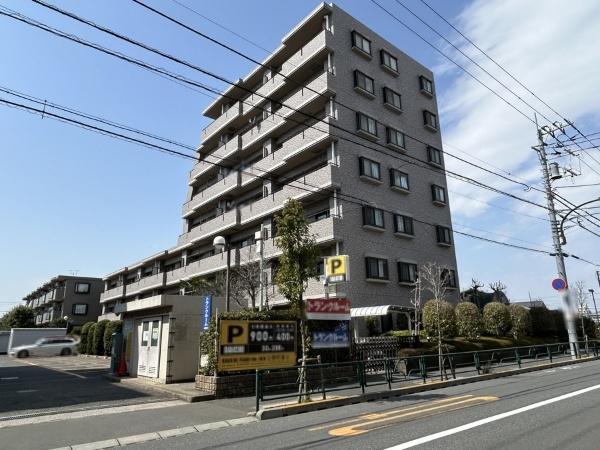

{"left": 308, "top": 395, "right": 476, "bottom": 431}
{"left": 328, "top": 396, "right": 498, "bottom": 437}
{"left": 19, "top": 360, "right": 87, "bottom": 379}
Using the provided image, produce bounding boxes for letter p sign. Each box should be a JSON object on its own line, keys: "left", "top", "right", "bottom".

{"left": 325, "top": 255, "right": 349, "bottom": 284}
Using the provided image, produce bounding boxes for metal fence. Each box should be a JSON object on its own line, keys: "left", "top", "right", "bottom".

{"left": 255, "top": 340, "right": 598, "bottom": 411}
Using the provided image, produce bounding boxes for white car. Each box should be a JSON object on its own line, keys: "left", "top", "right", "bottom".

{"left": 9, "top": 336, "right": 78, "bottom": 358}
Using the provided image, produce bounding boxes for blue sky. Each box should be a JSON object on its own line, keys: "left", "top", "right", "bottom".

{"left": 1, "top": 0, "right": 598, "bottom": 314}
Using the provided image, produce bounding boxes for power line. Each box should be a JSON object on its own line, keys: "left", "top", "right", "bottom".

{"left": 4, "top": 94, "right": 598, "bottom": 266}
{"left": 555, "top": 182, "right": 600, "bottom": 189}
{"left": 3, "top": 5, "right": 548, "bottom": 213}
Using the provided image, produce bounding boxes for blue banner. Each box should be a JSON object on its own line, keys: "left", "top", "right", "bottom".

{"left": 312, "top": 321, "right": 350, "bottom": 348}
{"left": 202, "top": 295, "right": 212, "bottom": 331}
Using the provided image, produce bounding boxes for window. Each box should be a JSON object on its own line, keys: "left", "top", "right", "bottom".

{"left": 72, "top": 303, "right": 88, "bottom": 315}
{"left": 356, "top": 112, "right": 378, "bottom": 137}
{"left": 427, "top": 146, "right": 444, "bottom": 166}
{"left": 441, "top": 269, "right": 458, "bottom": 288}
{"left": 431, "top": 184, "right": 447, "bottom": 204}
{"left": 314, "top": 210, "right": 330, "bottom": 222}
{"left": 436, "top": 225, "right": 452, "bottom": 245}
{"left": 423, "top": 110, "right": 438, "bottom": 130}
{"left": 363, "top": 206, "right": 385, "bottom": 228}
{"left": 354, "top": 70, "right": 375, "bottom": 95}
{"left": 380, "top": 50, "right": 398, "bottom": 73}
{"left": 386, "top": 127, "right": 406, "bottom": 149}
{"left": 394, "top": 214, "right": 414, "bottom": 235}
{"left": 74, "top": 282, "right": 90, "bottom": 294}
{"left": 420, "top": 75, "right": 434, "bottom": 95}
{"left": 317, "top": 259, "right": 325, "bottom": 276}
{"left": 365, "top": 257, "right": 389, "bottom": 280}
{"left": 390, "top": 169, "right": 409, "bottom": 190}
{"left": 398, "top": 262, "right": 418, "bottom": 283}
{"left": 359, "top": 157, "right": 381, "bottom": 180}
{"left": 351, "top": 30, "right": 371, "bottom": 56}
{"left": 383, "top": 87, "right": 402, "bottom": 111}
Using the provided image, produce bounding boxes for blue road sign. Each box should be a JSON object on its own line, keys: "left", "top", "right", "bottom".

{"left": 552, "top": 278, "right": 567, "bottom": 291}
{"left": 202, "top": 295, "right": 212, "bottom": 330}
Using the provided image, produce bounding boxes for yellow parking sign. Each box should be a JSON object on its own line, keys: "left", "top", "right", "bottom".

{"left": 325, "top": 255, "right": 349, "bottom": 284}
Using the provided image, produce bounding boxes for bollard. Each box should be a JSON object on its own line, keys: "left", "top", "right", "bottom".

{"left": 255, "top": 370, "right": 260, "bottom": 412}
{"left": 420, "top": 356, "right": 427, "bottom": 384}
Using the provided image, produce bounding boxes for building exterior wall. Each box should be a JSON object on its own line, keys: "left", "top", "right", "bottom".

{"left": 99, "top": 3, "right": 458, "bottom": 322}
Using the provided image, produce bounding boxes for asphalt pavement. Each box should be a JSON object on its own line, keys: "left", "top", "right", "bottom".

{"left": 117, "top": 359, "right": 600, "bottom": 450}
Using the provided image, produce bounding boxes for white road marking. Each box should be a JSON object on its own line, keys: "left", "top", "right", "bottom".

{"left": 19, "top": 359, "right": 87, "bottom": 379}
{"left": 0, "top": 400, "right": 186, "bottom": 429}
{"left": 0, "top": 377, "right": 19, "bottom": 380}
{"left": 16, "top": 390, "right": 37, "bottom": 394}
{"left": 386, "top": 383, "right": 600, "bottom": 449}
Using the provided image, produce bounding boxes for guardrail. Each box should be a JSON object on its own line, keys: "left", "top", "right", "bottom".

{"left": 255, "top": 340, "right": 598, "bottom": 411}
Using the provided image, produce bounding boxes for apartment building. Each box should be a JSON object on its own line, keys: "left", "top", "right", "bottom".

{"left": 23, "top": 275, "right": 103, "bottom": 328}
{"left": 99, "top": 3, "right": 459, "bottom": 379}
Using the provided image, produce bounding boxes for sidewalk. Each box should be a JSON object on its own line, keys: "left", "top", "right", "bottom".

{"left": 103, "top": 374, "right": 214, "bottom": 403}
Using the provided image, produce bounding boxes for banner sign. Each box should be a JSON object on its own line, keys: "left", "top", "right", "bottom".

{"left": 202, "top": 295, "right": 212, "bottom": 331}
{"left": 217, "top": 320, "right": 297, "bottom": 372}
{"left": 312, "top": 322, "right": 350, "bottom": 349}
{"left": 325, "top": 255, "right": 349, "bottom": 284}
{"left": 306, "top": 298, "right": 351, "bottom": 320}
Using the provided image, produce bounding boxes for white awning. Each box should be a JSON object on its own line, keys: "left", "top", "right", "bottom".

{"left": 350, "top": 305, "right": 413, "bottom": 317}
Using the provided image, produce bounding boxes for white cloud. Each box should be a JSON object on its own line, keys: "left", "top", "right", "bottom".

{"left": 432, "top": 0, "right": 600, "bottom": 299}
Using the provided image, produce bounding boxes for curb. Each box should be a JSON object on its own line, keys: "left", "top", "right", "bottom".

{"left": 102, "top": 374, "right": 215, "bottom": 403}
{"left": 256, "top": 356, "right": 598, "bottom": 420}
{"left": 78, "top": 354, "right": 111, "bottom": 360}
{"left": 51, "top": 417, "right": 258, "bottom": 450}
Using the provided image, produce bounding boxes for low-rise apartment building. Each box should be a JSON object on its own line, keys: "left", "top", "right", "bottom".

{"left": 99, "top": 3, "right": 459, "bottom": 379}
{"left": 23, "top": 275, "right": 103, "bottom": 328}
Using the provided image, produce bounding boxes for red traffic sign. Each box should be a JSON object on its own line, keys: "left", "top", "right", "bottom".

{"left": 552, "top": 278, "right": 567, "bottom": 291}
{"left": 306, "top": 298, "right": 351, "bottom": 320}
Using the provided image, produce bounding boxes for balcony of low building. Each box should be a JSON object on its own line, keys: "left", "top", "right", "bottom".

{"left": 100, "top": 284, "right": 126, "bottom": 304}
{"left": 189, "top": 135, "right": 241, "bottom": 184}
{"left": 178, "top": 206, "right": 241, "bottom": 247}
{"left": 182, "top": 170, "right": 242, "bottom": 219}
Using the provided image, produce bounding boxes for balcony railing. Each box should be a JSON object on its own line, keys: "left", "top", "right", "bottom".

{"left": 125, "top": 273, "right": 165, "bottom": 296}
{"left": 240, "top": 72, "right": 330, "bottom": 150}
{"left": 240, "top": 164, "right": 338, "bottom": 224}
{"left": 178, "top": 207, "right": 240, "bottom": 246}
{"left": 241, "top": 118, "right": 331, "bottom": 186}
{"left": 100, "top": 285, "right": 125, "bottom": 303}
{"left": 201, "top": 101, "right": 242, "bottom": 144}
{"left": 189, "top": 137, "right": 241, "bottom": 183}
{"left": 165, "top": 250, "right": 240, "bottom": 285}
{"left": 182, "top": 171, "right": 241, "bottom": 218}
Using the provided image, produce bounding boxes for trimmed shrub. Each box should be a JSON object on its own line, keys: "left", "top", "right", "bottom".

{"left": 86, "top": 323, "right": 97, "bottom": 354}
{"left": 422, "top": 299, "right": 456, "bottom": 339}
{"left": 508, "top": 304, "right": 531, "bottom": 339}
{"left": 455, "top": 302, "right": 482, "bottom": 339}
{"left": 103, "top": 320, "right": 123, "bottom": 356}
{"left": 79, "top": 322, "right": 94, "bottom": 353}
{"left": 92, "top": 320, "right": 110, "bottom": 356}
{"left": 483, "top": 302, "right": 511, "bottom": 337}
{"left": 530, "top": 307, "right": 557, "bottom": 338}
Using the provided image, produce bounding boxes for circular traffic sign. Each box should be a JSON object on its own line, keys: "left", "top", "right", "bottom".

{"left": 552, "top": 278, "right": 567, "bottom": 291}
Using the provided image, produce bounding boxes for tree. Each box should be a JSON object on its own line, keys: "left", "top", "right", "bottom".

{"left": 483, "top": 302, "right": 511, "bottom": 337}
{"left": 79, "top": 322, "right": 94, "bottom": 354}
{"left": 572, "top": 281, "right": 589, "bottom": 338}
{"left": 86, "top": 323, "right": 98, "bottom": 355}
{"left": 422, "top": 299, "right": 456, "bottom": 338}
{"left": 455, "top": 301, "right": 481, "bottom": 339}
{"left": 409, "top": 278, "right": 422, "bottom": 335}
{"left": 508, "top": 304, "right": 531, "bottom": 339}
{"left": 0, "top": 305, "right": 35, "bottom": 330}
{"left": 103, "top": 320, "right": 123, "bottom": 356}
{"left": 274, "top": 198, "right": 320, "bottom": 401}
{"left": 489, "top": 281, "right": 509, "bottom": 304}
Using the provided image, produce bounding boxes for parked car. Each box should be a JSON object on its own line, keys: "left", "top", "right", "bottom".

{"left": 9, "top": 336, "right": 78, "bottom": 358}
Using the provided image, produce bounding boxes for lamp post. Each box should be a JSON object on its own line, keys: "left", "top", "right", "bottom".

{"left": 63, "top": 315, "right": 70, "bottom": 334}
{"left": 254, "top": 225, "right": 265, "bottom": 311}
{"left": 213, "top": 236, "right": 230, "bottom": 312}
{"left": 589, "top": 289, "right": 599, "bottom": 324}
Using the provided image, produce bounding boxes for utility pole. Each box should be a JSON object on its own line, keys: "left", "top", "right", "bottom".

{"left": 534, "top": 117, "right": 578, "bottom": 358}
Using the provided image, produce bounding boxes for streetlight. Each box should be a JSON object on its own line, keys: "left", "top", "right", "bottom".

{"left": 213, "top": 235, "right": 230, "bottom": 312}
{"left": 63, "top": 315, "right": 70, "bottom": 333}
{"left": 589, "top": 289, "right": 598, "bottom": 324}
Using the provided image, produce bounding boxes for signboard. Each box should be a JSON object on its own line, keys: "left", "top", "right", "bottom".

{"left": 325, "top": 255, "right": 349, "bottom": 284}
{"left": 312, "top": 322, "right": 350, "bottom": 349}
{"left": 217, "top": 320, "right": 297, "bottom": 372}
{"left": 202, "top": 295, "right": 212, "bottom": 331}
{"left": 306, "top": 298, "right": 351, "bottom": 320}
{"left": 552, "top": 278, "right": 567, "bottom": 291}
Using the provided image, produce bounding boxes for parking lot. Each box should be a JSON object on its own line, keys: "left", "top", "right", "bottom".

{"left": 0, "top": 355, "right": 172, "bottom": 419}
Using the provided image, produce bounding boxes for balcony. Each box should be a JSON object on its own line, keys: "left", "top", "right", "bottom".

{"left": 125, "top": 273, "right": 165, "bottom": 296}
{"left": 165, "top": 250, "right": 240, "bottom": 285}
{"left": 240, "top": 118, "right": 332, "bottom": 187}
{"left": 100, "top": 285, "right": 125, "bottom": 303}
{"left": 177, "top": 207, "right": 240, "bottom": 246}
{"left": 189, "top": 137, "right": 241, "bottom": 183}
{"left": 240, "top": 72, "right": 331, "bottom": 151}
{"left": 239, "top": 164, "right": 338, "bottom": 225}
{"left": 241, "top": 30, "right": 329, "bottom": 115}
{"left": 182, "top": 171, "right": 241, "bottom": 218}
{"left": 201, "top": 101, "right": 242, "bottom": 144}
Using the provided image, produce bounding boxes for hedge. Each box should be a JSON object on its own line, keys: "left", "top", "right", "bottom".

{"left": 103, "top": 320, "right": 123, "bottom": 356}
{"left": 508, "top": 304, "right": 531, "bottom": 339}
{"left": 455, "top": 302, "right": 481, "bottom": 339}
{"left": 483, "top": 302, "right": 511, "bottom": 337}
{"left": 86, "top": 323, "right": 97, "bottom": 354}
{"left": 79, "top": 322, "right": 95, "bottom": 353}
{"left": 422, "top": 299, "right": 456, "bottom": 339}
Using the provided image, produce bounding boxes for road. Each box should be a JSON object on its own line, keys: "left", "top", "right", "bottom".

{"left": 120, "top": 359, "right": 600, "bottom": 450}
